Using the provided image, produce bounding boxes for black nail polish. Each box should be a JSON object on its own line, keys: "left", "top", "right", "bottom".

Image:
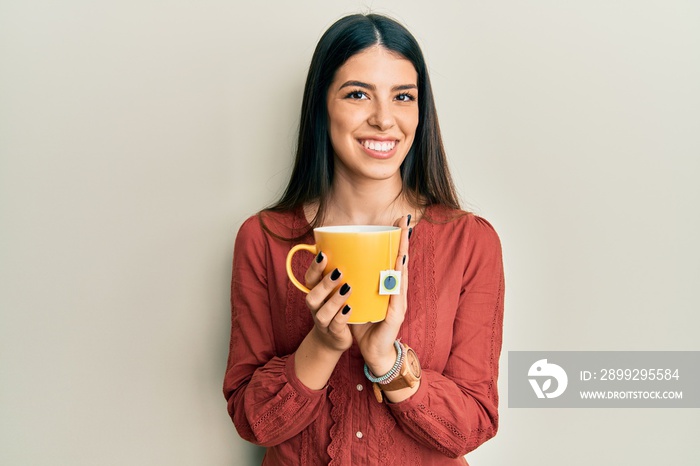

{"left": 341, "top": 305, "right": 351, "bottom": 315}
{"left": 402, "top": 255, "right": 407, "bottom": 265}
{"left": 408, "top": 227, "right": 413, "bottom": 240}
{"left": 339, "top": 283, "right": 350, "bottom": 296}
{"left": 407, "top": 214, "right": 412, "bottom": 227}
{"left": 330, "top": 268, "right": 340, "bottom": 281}
{"left": 315, "top": 252, "right": 324, "bottom": 263}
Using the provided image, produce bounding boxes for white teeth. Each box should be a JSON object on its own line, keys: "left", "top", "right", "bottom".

{"left": 362, "top": 140, "right": 396, "bottom": 152}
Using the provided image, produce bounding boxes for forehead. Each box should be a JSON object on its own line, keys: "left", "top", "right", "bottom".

{"left": 331, "top": 46, "right": 418, "bottom": 87}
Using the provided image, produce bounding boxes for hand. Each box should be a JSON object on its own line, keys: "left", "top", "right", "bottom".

{"left": 350, "top": 214, "right": 411, "bottom": 375}
{"left": 303, "top": 252, "right": 354, "bottom": 353}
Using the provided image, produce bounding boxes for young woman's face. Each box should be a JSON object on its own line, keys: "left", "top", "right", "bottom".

{"left": 326, "top": 46, "right": 419, "bottom": 184}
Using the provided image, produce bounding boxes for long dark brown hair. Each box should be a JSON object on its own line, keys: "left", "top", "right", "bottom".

{"left": 266, "top": 13, "right": 460, "bottom": 232}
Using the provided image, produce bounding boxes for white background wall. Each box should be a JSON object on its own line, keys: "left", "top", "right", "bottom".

{"left": 1, "top": 1, "right": 698, "bottom": 465}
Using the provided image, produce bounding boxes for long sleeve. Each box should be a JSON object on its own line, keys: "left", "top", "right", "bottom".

{"left": 223, "top": 216, "right": 327, "bottom": 447}
{"left": 224, "top": 208, "right": 504, "bottom": 465}
{"left": 388, "top": 215, "right": 505, "bottom": 458}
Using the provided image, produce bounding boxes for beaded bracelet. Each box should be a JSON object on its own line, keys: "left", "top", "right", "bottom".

{"left": 363, "top": 340, "right": 403, "bottom": 384}
{"left": 378, "top": 347, "right": 406, "bottom": 385}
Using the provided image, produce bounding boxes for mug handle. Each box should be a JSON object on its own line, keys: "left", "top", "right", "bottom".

{"left": 285, "top": 244, "right": 317, "bottom": 293}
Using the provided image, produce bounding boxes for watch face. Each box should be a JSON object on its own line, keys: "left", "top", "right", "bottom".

{"left": 407, "top": 348, "right": 422, "bottom": 377}
{"left": 381, "top": 345, "right": 422, "bottom": 393}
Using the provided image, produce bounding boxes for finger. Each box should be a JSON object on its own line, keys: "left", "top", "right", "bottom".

{"left": 327, "top": 302, "right": 353, "bottom": 336}
{"left": 386, "top": 252, "right": 408, "bottom": 324}
{"left": 305, "top": 267, "right": 343, "bottom": 311}
{"left": 385, "top": 218, "right": 410, "bottom": 325}
{"left": 314, "top": 283, "right": 352, "bottom": 328}
{"left": 304, "top": 251, "right": 327, "bottom": 289}
{"left": 399, "top": 252, "right": 408, "bottom": 297}
{"left": 392, "top": 213, "right": 412, "bottom": 230}
{"left": 395, "top": 217, "right": 410, "bottom": 272}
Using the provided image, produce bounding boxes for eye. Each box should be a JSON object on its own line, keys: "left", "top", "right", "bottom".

{"left": 395, "top": 92, "right": 416, "bottom": 102}
{"left": 344, "top": 90, "right": 368, "bottom": 100}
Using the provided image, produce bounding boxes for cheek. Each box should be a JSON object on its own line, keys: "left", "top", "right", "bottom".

{"left": 328, "top": 106, "right": 358, "bottom": 140}
{"left": 328, "top": 118, "right": 350, "bottom": 148}
{"left": 400, "top": 111, "right": 419, "bottom": 139}
{"left": 328, "top": 121, "right": 352, "bottom": 158}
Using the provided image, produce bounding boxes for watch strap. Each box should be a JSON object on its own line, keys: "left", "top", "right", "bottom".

{"left": 372, "top": 344, "right": 421, "bottom": 402}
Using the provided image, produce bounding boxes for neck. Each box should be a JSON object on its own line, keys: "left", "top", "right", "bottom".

{"left": 323, "top": 173, "right": 410, "bottom": 226}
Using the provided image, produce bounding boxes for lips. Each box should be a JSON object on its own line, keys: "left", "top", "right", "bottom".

{"left": 359, "top": 139, "right": 397, "bottom": 153}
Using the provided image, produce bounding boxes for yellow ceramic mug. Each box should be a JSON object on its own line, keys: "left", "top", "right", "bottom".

{"left": 285, "top": 225, "right": 401, "bottom": 324}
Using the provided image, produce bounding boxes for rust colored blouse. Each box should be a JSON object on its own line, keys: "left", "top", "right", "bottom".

{"left": 224, "top": 205, "right": 505, "bottom": 465}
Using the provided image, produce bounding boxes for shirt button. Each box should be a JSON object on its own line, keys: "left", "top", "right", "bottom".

{"left": 356, "top": 431, "right": 363, "bottom": 439}
{"left": 356, "top": 384, "right": 363, "bottom": 391}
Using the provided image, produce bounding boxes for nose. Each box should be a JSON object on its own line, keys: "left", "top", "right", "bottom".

{"left": 367, "top": 100, "right": 395, "bottom": 130}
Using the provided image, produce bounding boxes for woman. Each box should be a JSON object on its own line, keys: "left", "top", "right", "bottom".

{"left": 224, "top": 13, "right": 504, "bottom": 465}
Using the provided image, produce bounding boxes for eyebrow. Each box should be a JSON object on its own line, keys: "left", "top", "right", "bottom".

{"left": 338, "top": 80, "right": 418, "bottom": 92}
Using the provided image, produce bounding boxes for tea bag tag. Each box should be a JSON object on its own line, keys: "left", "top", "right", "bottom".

{"left": 379, "top": 270, "right": 401, "bottom": 295}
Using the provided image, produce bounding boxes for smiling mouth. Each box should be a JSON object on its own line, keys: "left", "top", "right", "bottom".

{"left": 360, "top": 139, "right": 397, "bottom": 153}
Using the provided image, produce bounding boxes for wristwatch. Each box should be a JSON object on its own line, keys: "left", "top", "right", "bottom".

{"left": 373, "top": 344, "right": 422, "bottom": 402}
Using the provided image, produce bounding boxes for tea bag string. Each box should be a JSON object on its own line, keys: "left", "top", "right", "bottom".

{"left": 388, "top": 231, "right": 393, "bottom": 269}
